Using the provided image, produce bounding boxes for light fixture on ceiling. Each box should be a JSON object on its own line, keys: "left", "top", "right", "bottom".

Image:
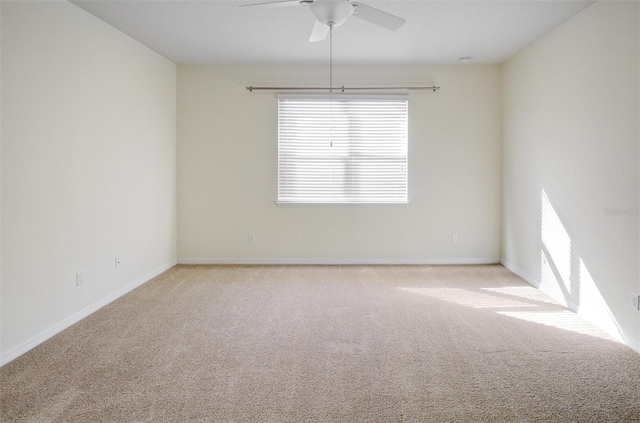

{"left": 240, "top": 0, "right": 406, "bottom": 42}
{"left": 459, "top": 57, "right": 473, "bottom": 63}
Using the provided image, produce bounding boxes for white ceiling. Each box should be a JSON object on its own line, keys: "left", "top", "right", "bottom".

{"left": 71, "top": 0, "right": 594, "bottom": 65}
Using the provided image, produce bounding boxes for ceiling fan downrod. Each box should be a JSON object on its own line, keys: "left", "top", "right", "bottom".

{"left": 329, "top": 22, "right": 334, "bottom": 96}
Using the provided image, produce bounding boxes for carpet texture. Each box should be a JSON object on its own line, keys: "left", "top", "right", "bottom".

{"left": 1, "top": 264, "right": 639, "bottom": 422}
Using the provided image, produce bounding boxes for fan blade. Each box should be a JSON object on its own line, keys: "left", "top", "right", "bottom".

{"left": 239, "top": 0, "right": 301, "bottom": 8}
{"left": 309, "top": 20, "right": 329, "bottom": 42}
{"left": 352, "top": 2, "right": 405, "bottom": 31}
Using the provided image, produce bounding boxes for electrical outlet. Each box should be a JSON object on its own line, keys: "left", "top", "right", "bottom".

{"left": 451, "top": 234, "right": 458, "bottom": 243}
{"left": 632, "top": 293, "right": 640, "bottom": 311}
{"left": 248, "top": 234, "right": 254, "bottom": 243}
{"left": 76, "top": 272, "right": 84, "bottom": 286}
{"left": 115, "top": 257, "right": 121, "bottom": 269}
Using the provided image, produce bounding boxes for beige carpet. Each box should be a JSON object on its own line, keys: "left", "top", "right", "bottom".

{"left": 2, "top": 265, "right": 639, "bottom": 422}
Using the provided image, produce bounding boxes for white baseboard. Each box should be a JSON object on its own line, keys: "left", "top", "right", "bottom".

{"left": 0, "top": 260, "right": 177, "bottom": 367}
{"left": 178, "top": 257, "right": 501, "bottom": 265}
{"left": 501, "top": 259, "right": 540, "bottom": 288}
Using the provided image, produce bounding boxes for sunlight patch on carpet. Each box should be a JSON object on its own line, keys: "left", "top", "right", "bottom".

{"left": 497, "top": 310, "right": 616, "bottom": 341}
{"left": 399, "top": 287, "right": 535, "bottom": 309}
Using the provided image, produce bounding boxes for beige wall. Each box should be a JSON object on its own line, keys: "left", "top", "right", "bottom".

{"left": 177, "top": 65, "right": 502, "bottom": 264}
{"left": 502, "top": 1, "right": 640, "bottom": 352}
{"left": 1, "top": 1, "right": 177, "bottom": 363}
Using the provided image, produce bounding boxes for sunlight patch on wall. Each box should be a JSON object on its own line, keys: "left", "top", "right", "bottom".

{"left": 540, "top": 250, "right": 571, "bottom": 308}
{"left": 538, "top": 189, "right": 624, "bottom": 344}
{"left": 540, "top": 190, "right": 572, "bottom": 302}
{"left": 576, "top": 259, "right": 624, "bottom": 342}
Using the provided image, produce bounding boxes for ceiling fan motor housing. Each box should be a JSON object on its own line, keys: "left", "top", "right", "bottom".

{"left": 309, "top": 0, "right": 355, "bottom": 27}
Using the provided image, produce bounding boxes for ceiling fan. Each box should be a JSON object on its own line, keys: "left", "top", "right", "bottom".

{"left": 240, "top": 0, "right": 406, "bottom": 42}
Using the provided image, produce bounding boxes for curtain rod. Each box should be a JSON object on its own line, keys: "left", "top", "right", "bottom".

{"left": 246, "top": 86, "right": 440, "bottom": 92}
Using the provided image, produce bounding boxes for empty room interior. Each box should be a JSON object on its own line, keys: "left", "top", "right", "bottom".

{"left": 1, "top": 0, "right": 639, "bottom": 421}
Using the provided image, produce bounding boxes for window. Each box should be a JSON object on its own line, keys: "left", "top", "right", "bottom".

{"left": 278, "top": 94, "right": 408, "bottom": 204}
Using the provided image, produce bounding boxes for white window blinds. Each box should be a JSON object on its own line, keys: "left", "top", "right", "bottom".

{"left": 278, "top": 95, "right": 408, "bottom": 204}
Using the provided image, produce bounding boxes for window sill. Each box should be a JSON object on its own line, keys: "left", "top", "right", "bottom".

{"left": 275, "top": 201, "right": 410, "bottom": 208}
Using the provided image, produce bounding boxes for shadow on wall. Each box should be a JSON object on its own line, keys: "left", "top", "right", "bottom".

{"left": 539, "top": 189, "right": 623, "bottom": 342}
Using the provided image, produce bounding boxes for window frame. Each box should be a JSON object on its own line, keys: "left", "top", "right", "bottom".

{"left": 277, "top": 93, "right": 409, "bottom": 205}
